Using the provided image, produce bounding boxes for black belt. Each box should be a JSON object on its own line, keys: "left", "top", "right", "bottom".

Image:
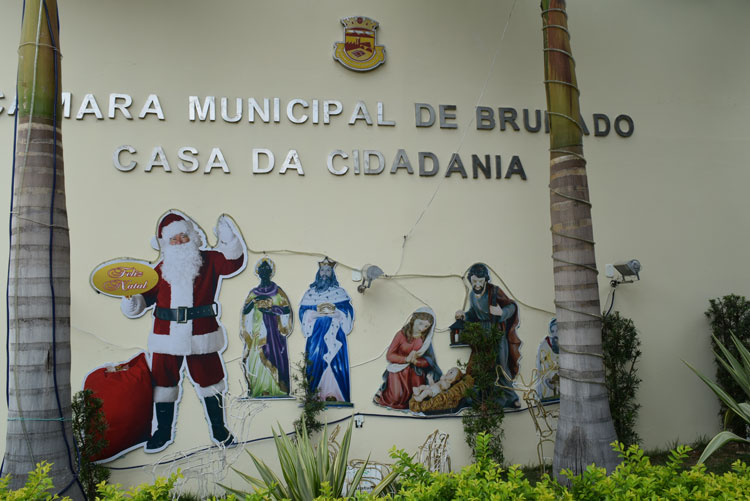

{"left": 154, "top": 303, "right": 217, "bottom": 323}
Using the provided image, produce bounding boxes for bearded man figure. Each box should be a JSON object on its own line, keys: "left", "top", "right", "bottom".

{"left": 121, "top": 211, "right": 247, "bottom": 452}
{"left": 299, "top": 258, "right": 355, "bottom": 403}
{"left": 455, "top": 262, "right": 521, "bottom": 408}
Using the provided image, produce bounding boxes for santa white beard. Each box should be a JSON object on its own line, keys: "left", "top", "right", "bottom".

{"left": 161, "top": 240, "right": 203, "bottom": 290}
{"left": 156, "top": 240, "right": 204, "bottom": 355}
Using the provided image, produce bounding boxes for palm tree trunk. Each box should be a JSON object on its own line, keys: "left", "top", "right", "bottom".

{"left": 540, "top": 0, "right": 620, "bottom": 481}
{"left": 3, "top": 1, "right": 82, "bottom": 497}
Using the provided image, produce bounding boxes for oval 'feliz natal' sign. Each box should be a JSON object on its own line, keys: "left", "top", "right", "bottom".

{"left": 90, "top": 260, "right": 159, "bottom": 297}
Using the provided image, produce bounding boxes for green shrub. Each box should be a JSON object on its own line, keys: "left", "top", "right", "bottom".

{"left": 385, "top": 433, "right": 567, "bottom": 500}
{"left": 565, "top": 442, "right": 750, "bottom": 500}
{"left": 0, "top": 461, "right": 71, "bottom": 501}
{"left": 601, "top": 311, "right": 642, "bottom": 446}
{"left": 71, "top": 388, "right": 111, "bottom": 498}
{"left": 705, "top": 294, "right": 750, "bottom": 435}
{"left": 0, "top": 465, "right": 203, "bottom": 501}
{"left": 7, "top": 445, "right": 750, "bottom": 501}
{"left": 94, "top": 472, "right": 180, "bottom": 500}
{"left": 293, "top": 356, "right": 326, "bottom": 437}
{"left": 310, "top": 437, "right": 750, "bottom": 500}
{"left": 461, "top": 322, "right": 506, "bottom": 464}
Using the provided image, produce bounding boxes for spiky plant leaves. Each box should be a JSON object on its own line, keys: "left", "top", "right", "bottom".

{"left": 686, "top": 334, "right": 750, "bottom": 463}
{"left": 223, "top": 418, "right": 380, "bottom": 500}
{"left": 697, "top": 431, "right": 750, "bottom": 465}
{"left": 705, "top": 295, "right": 750, "bottom": 435}
{"left": 713, "top": 335, "right": 750, "bottom": 400}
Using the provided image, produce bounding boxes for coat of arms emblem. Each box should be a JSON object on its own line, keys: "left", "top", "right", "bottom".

{"left": 333, "top": 16, "right": 386, "bottom": 72}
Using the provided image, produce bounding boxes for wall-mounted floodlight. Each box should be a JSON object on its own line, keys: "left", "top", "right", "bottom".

{"left": 357, "top": 264, "right": 385, "bottom": 293}
{"left": 614, "top": 259, "right": 641, "bottom": 281}
{"left": 604, "top": 259, "right": 642, "bottom": 317}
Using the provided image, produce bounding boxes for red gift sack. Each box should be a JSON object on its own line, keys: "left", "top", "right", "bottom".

{"left": 84, "top": 352, "right": 153, "bottom": 461}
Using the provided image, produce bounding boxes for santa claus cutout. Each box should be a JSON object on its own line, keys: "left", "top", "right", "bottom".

{"left": 91, "top": 210, "right": 247, "bottom": 455}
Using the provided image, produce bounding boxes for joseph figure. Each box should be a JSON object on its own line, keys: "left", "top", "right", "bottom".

{"left": 455, "top": 262, "right": 521, "bottom": 408}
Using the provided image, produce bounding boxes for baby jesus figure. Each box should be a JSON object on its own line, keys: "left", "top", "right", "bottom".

{"left": 412, "top": 367, "right": 463, "bottom": 402}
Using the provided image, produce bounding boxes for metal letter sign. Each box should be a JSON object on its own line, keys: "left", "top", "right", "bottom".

{"left": 333, "top": 16, "right": 386, "bottom": 72}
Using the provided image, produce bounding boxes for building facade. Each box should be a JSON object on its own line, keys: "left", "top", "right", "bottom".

{"left": 0, "top": 0, "right": 748, "bottom": 493}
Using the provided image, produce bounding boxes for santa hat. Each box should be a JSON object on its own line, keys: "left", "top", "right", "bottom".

{"left": 151, "top": 212, "right": 201, "bottom": 250}
{"left": 159, "top": 213, "right": 191, "bottom": 241}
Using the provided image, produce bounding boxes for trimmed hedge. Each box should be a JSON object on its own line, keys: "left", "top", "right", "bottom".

{"left": 4, "top": 439, "right": 750, "bottom": 500}
{"left": 312, "top": 436, "right": 750, "bottom": 500}
{"left": 377, "top": 440, "right": 750, "bottom": 500}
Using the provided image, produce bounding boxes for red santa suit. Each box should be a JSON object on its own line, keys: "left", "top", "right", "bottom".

{"left": 144, "top": 250, "right": 244, "bottom": 402}
{"left": 122, "top": 214, "right": 246, "bottom": 403}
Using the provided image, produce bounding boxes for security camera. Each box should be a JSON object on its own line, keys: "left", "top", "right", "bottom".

{"left": 614, "top": 259, "right": 641, "bottom": 280}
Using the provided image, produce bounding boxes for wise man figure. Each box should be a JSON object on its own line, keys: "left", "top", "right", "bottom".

{"left": 298, "top": 258, "right": 355, "bottom": 403}
{"left": 121, "top": 211, "right": 246, "bottom": 452}
{"left": 455, "top": 262, "right": 521, "bottom": 408}
{"left": 241, "top": 257, "right": 293, "bottom": 397}
{"left": 536, "top": 318, "right": 560, "bottom": 400}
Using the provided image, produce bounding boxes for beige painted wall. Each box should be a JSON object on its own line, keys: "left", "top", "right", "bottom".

{"left": 0, "top": 0, "right": 748, "bottom": 493}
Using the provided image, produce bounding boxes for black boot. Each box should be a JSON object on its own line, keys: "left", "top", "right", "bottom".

{"left": 203, "top": 394, "right": 235, "bottom": 446}
{"left": 145, "top": 402, "right": 175, "bottom": 452}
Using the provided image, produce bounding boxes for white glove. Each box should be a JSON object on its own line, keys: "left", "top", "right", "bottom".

{"left": 214, "top": 215, "right": 236, "bottom": 244}
{"left": 214, "top": 215, "right": 245, "bottom": 260}
{"left": 121, "top": 295, "right": 146, "bottom": 318}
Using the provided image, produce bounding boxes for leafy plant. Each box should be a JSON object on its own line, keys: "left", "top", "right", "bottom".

{"left": 705, "top": 294, "right": 750, "bottom": 435}
{"left": 686, "top": 333, "right": 750, "bottom": 463}
{"left": 386, "top": 447, "right": 431, "bottom": 487}
{"left": 222, "top": 419, "right": 395, "bottom": 500}
{"left": 601, "top": 311, "right": 642, "bottom": 446}
{"left": 460, "top": 322, "right": 505, "bottom": 463}
{"left": 71, "top": 389, "right": 110, "bottom": 498}
{"left": 292, "top": 356, "right": 326, "bottom": 436}
{"left": 564, "top": 442, "right": 750, "bottom": 499}
{"left": 0, "top": 461, "right": 71, "bottom": 501}
{"left": 381, "top": 439, "right": 750, "bottom": 500}
{"left": 386, "top": 433, "right": 568, "bottom": 500}
{"left": 94, "top": 472, "right": 180, "bottom": 500}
